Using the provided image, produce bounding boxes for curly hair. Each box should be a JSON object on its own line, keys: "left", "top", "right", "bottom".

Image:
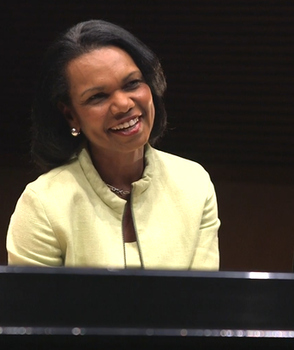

{"left": 31, "top": 19, "right": 167, "bottom": 172}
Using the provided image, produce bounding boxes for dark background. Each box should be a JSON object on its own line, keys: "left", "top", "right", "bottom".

{"left": 1, "top": 0, "right": 294, "bottom": 271}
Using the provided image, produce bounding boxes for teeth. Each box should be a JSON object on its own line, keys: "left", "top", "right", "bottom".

{"left": 111, "top": 117, "right": 139, "bottom": 131}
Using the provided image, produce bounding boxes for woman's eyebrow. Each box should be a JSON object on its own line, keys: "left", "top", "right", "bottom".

{"left": 81, "top": 70, "right": 142, "bottom": 97}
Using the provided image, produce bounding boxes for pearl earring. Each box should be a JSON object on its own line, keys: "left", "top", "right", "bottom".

{"left": 71, "top": 128, "right": 80, "bottom": 137}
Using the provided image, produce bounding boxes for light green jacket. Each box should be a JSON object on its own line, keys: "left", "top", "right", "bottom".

{"left": 7, "top": 145, "right": 220, "bottom": 270}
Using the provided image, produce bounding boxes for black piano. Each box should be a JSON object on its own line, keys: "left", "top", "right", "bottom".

{"left": 1, "top": 266, "right": 294, "bottom": 349}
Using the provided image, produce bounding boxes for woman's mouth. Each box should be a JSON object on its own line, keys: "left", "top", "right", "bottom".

{"left": 110, "top": 117, "right": 140, "bottom": 131}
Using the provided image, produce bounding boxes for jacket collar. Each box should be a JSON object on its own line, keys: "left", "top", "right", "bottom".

{"left": 77, "top": 144, "right": 154, "bottom": 213}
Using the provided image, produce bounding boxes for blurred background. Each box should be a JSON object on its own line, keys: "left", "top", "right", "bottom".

{"left": 1, "top": 0, "right": 294, "bottom": 271}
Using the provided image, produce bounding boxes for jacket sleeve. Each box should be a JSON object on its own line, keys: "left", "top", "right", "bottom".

{"left": 191, "top": 180, "right": 220, "bottom": 270}
{"left": 6, "top": 188, "right": 63, "bottom": 266}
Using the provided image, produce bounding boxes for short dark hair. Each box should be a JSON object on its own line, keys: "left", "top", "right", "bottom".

{"left": 31, "top": 19, "right": 167, "bottom": 172}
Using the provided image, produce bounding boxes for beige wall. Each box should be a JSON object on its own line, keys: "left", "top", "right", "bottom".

{"left": 216, "top": 179, "right": 294, "bottom": 272}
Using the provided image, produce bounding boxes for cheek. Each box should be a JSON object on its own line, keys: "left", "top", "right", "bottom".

{"left": 147, "top": 91, "right": 155, "bottom": 122}
{"left": 74, "top": 105, "right": 107, "bottom": 125}
{"left": 140, "top": 85, "right": 154, "bottom": 110}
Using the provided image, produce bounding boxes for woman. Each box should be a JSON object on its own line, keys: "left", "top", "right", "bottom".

{"left": 6, "top": 19, "right": 220, "bottom": 269}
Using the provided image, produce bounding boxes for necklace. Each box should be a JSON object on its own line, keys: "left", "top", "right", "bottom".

{"left": 106, "top": 184, "right": 130, "bottom": 197}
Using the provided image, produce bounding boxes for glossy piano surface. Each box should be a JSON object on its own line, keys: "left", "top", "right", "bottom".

{"left": 0, "top": 266, "right": 294, "bottom": 348}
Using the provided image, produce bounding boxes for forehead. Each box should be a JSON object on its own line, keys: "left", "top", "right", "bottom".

{"left": 66, "top": 46, "right": 139, "bottom": 77}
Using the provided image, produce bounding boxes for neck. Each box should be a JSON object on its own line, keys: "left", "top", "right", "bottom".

{"left": 89, "top": 146, "right": 145, "bottom": 191}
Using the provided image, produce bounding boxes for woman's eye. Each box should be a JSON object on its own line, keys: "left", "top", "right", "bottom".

{"left": 88, "top": 93, "right": 107, "bottom": 103}
{"left": 125, "top": 79, "right": 142, "bottom": 90}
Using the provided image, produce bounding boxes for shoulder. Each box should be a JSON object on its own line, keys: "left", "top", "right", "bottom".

{"left": 146, "top": 146, "right": 215, "bottom": 197}
{"left": 149, "top": 146, "right": 210, "bottom": 181}
{"left": 26, "top": 148, "right": 94, "bottom": 194}
{"left": 145, "top": 146, "right": 217, "bottom": 203}
{"left": 26, "top": 159, "right": 80, "bottom": 194}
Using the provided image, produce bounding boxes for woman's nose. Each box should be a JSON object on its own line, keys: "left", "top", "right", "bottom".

{"left": 110, "top": 91, "right": 135, "bottom": 115}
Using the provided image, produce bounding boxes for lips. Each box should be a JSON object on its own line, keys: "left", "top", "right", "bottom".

{"left": 110, "top": 116, "right": 140, "bottom": 131}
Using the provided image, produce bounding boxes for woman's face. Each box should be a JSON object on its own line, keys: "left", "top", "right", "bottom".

{"left": 63, "top": 46, "right": 155, "bottom": 158}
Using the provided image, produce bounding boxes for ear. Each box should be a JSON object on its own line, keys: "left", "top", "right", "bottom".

{"left": 58, "top": 102, "right": 78, "bottom": 129}
{"left": 58, "top": 102, "right": 72, "bottom": 121}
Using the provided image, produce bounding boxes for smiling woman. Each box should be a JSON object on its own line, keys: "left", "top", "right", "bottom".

{"left": 62, "top": 47, "right": 155, "bottom": 170}
{"left": 6, "top": 19, "right": 220, "bottom": 270}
